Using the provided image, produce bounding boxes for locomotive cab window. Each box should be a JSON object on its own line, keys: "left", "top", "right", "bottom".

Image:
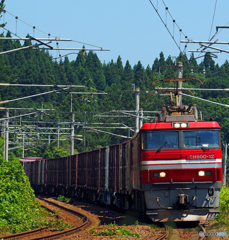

{"left": 183, "top": 130, "right": 220, "bottom": 149}
{"left": 142, "top": 131, "right": 179, "bottom": 150}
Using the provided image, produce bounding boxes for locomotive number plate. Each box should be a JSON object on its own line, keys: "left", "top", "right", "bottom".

{"left": 189, "top": 154, "right": 215, "bottom": 160}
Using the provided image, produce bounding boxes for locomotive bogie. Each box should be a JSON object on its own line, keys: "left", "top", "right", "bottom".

{"left": 146, "top": 209, "right": 213, "bottom": 222}
{"left": 143, "top": 182, "right": 221, "bottom": 221}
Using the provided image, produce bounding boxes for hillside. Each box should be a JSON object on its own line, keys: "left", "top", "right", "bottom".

{"left": 0, "top": 32, "right": 228, "bottom": 164}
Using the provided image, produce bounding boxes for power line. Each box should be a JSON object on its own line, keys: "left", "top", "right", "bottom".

{"left": 208, "top": 0, "right": 218, "bottom": 41}
{"left": 2, "top": 9, "right": 56, "bottom": 38}
{"left": 2, "top": 8, "right": 105, "bottom": 50}
{"left": 161, "top": 0, "right": 188, "bottom": 39}
{"left": 148, "top": 0, "right": 189, "bottom": 53}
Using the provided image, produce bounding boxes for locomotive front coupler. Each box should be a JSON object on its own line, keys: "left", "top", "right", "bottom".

{"left": 178, "top": 193, "right": 189, "bottom": 206}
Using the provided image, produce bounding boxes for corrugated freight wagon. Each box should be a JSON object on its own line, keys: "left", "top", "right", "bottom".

{"left": 20, "top": 157, "right": 43, "bottom": 192}
{"left": 56, "top": 156, "right": 69, "bottom": 194}
{"left": 99, "top": 147, "right": 107, "bottom": 190}
{"left": 69, "top": 154, "right": 78, "bottom": 195}
{"left": 46, "top": 158, "right": 57, "bottom": 193}
{"left": 87, "top": 149, "right": 100, "bottom": 201}
{"left": 108, "top": 145, "right": 119, "bottom": 193}
{"left": 77, "top": 152, "right": 88, "bottom": 198}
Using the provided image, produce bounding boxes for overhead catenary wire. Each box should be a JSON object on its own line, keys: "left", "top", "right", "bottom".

{"left": 2, "top": 9, "right": 56, "bottom": 38}
{"left": 86, "top": 126, "right": 131, "bottom": 139}
{"left": 148, "top": 0, "right": 182, "bottom": 52}
{"left": 161, "top": 0, "right": 188, "bottom": 39}
{"left": 0, "top": 87, "right": 70, "bottom": 105}
{"left": 208, "top": 0, "right": 218, "bottom": 41}
{"left": 1, "top": 8, "right": 105, "bottom": 50}
{"left": 149, "top": 0, "right": 190, "bottom": 54}
{"left": 180, "top": 92, "right": 229, "bottom": 108}
{"left": 0, "top": 23, "right": 108, "bottom": 109}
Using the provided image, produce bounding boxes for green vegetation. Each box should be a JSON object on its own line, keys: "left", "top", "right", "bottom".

{"left": 57, "top": 195, "right": 71, "bottom": 203}
{"left": 0, "top": 135, "right": 71, "bottom": 233}
{"left": 214, "top": 186, "right": 229, "bottom": 231}
{"left": 0, "top": 1, "right": 228, "bottom": 172}
{"left": 134, "top": 220, "right": 140, "bottom": 225}
{"left": 0, "top": 135, "right": 43, "bottom": 233}
{"left": 1, "top": 21, "right": 229, "bottom": 173}
{"left": 89, "top": 223, "right": 140, "bottom": 238}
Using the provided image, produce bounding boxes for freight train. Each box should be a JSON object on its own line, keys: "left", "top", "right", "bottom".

{"left": 22, "top": 102, "right": 222, "bottom": 222}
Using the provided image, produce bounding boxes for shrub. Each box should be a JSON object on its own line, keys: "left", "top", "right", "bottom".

{"left": 0, "top": 159, "right": 48, "bottom": 233}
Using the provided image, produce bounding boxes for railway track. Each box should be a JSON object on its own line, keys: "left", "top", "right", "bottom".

{"left": 151, "top": 222, "right": 209, "bottom": 240}
{"left": 0, "top": 196, "right": 217, "bottom": 240}
{"left": 198, "top": 222, "right": 209, "bottom": 240}
{"left": 154, "top": 225, "right": 170, "bottom": 240}
{"left": 0, "top": 197, "right": 95, "bottom": 240}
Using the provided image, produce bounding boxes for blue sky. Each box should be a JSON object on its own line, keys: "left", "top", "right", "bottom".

{"left": 3, "top": 0, "right": 229, "bottom": 68}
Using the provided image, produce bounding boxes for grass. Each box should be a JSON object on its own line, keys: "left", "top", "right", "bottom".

{"left": 215, "top": 186, "right": 229, "bottom": 232}
{"left": 150, "top": 224, "right": 158, "bottom": 229}
{"left": 89, "top": 222, "right": 140, "bottom": 238}
{"left": 90, "top": 227, "right": 140, "bottom": 238}
{"left": 207, "top": 222, "right": 225, "bottom": 231}
{"left": 57, "top": 195, "right": 71, "bottom": 203}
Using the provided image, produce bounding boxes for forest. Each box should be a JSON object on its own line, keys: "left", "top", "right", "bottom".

{"left": 0, "top": 27, "right": 229, "bottom": 163}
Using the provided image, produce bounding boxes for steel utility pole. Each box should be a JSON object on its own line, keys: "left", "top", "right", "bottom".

{"left": 139, "top": 108, "right": 143, "bottom": 129}
{"left": 2, "top": 119, "right": 5, "bottom": 159}
{"left": 57, "top": 122, "right": 60, "bottom": 148}
{"left": 22, "top": 133, "right": 24, "bottom": 158}
{"left": 70, "top": 113, "right": 75, "bottom": 155}
{"left": 84, "top": 112, "right": 87, "bottom": 148}
{"left": 224, "top": 143, "right": 228, "bottom": 185}
{"left": 177, "top": 62, "right": 183, "bottom": 106}
{"left": 135, "top": 88, "right": 140, "bottom": 134}
{"left": 4, "top": 109, "right": 9, "bottom": 161}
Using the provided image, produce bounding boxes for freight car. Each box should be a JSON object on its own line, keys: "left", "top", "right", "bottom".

{"left": 22, "top": 103, "right": 222, "bottom": 222}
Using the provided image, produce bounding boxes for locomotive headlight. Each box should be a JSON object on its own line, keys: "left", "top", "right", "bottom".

{"left": 198, "top": 170, "right": 205, "bottom": 176}
{"left": 160, "top": 172, "right": 166, "bottom": 177}
{"left": 181, "top": 123, "right": 187, "bottom": 128}
{"left": 174, "top": 123, "right": 180, "bottom": 128}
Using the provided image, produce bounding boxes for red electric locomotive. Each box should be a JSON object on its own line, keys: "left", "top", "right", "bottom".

{"left": 137, "top": 104, "right": 222, "bottom": 221}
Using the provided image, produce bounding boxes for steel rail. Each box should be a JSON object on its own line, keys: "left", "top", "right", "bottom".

{"left": 0, "top": 197, "right": 91, "bottom": 240}
{"left": 0, "top": 203, "right": 60, "bottom": 239}
{"left": 154, "top": 225, "right": 170, "bottom": 240}
{"left": 34, "top": 197, "right": 89, "bottom": 240}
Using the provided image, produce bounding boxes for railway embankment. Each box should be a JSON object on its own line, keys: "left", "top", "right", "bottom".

{"left": 0, "top": 156, "right": 76, "bottom": 235}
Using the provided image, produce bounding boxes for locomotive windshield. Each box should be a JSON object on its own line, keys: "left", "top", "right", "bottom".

{"left": 183, "top": 130, "right": 220, "bottom": 149}
{"left": 141, "top": 130, "right": 220, "bottom": 150}
{"left": 142, "top": 131, "right": 179, "bottom": 150}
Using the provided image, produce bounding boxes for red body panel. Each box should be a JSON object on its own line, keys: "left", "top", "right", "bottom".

{"left": 140, "top": 121, "right": 222, "bottom": 185}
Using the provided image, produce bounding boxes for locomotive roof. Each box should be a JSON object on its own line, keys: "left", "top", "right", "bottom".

{"left": 141, "top": 121, "right": 221, "bottom": 130}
